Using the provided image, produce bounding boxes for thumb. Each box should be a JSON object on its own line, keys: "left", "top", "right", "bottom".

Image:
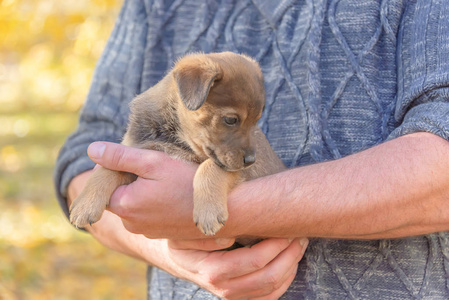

{"left": 87, "top": 142, "right": 168, "bottom": 177}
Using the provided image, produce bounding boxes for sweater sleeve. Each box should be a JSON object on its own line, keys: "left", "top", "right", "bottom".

{"left": 53, "top": 0, "right": 150, "bottom": 219}
{"left": 389, "top": 0, "right": 449, "bottom": 141}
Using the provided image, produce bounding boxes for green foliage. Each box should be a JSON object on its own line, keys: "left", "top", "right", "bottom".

{"left": 0, "top": 0, "right": 147, "bottom": 298}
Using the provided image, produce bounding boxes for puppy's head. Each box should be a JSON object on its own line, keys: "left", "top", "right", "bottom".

{"left": 173, "top": 52, "right": 265, "bottom": 171}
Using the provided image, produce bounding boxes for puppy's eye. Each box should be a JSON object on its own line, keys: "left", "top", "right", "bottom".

{"left": 224, "top": 116, "right": 238, "bottom": 126}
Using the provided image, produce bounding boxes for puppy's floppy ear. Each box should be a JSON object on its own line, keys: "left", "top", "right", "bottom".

{"left": 173, "top": 56, "right": 223, "bottom": 111}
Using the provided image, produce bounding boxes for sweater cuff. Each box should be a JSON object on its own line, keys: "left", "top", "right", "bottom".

{"left": 53, "top": 142, "right": 95, "bottom": 220}
{"left": 53, "top": 131, "right": 120, "bottom": 220}
{"left": 388, "top": 101, "right": 449, "bottom": 142}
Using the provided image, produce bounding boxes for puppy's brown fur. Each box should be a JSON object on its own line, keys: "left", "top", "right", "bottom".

{"left": 70, "top": 52, "right": 285, "bottom": 236}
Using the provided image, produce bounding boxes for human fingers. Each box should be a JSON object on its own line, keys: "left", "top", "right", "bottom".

{"left": 253, "top": 265, "right": 298, "bottom": 300}
{"left": 107, "top": 179, "right": 184, "bottom": 234}
{"left": 217, "top": 238, "right": 307, "bottom": 298}
{"left": 200, "top": 238, "right": 294, "bottom": 281}
{"left": 106, "top": 176, "right": 198, "bottom": 239}
{"left": 106, "top": 178, "right": 148, "bottom": 219}
{"left": 87, "top": 141, "right": 170, "bottom": 178}
{"left": 168, "top": 238, "right": 236, "bottom": 251}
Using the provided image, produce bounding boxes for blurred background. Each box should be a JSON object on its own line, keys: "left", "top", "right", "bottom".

{"left": 0, "top": 0, "right": 147, "bottom": 299}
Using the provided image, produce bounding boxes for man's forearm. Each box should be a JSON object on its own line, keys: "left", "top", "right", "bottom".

{"left": 227, "top": 132, "right": 449, "bottom": 239}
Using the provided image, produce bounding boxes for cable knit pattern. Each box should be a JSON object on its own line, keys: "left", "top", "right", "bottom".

{"left": 54, "top": 0, "right": 449, "bottom": 298}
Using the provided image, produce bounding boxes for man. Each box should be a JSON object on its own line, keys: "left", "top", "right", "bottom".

{"left": 56, "top": 0, "right": 449, "bottom": 298}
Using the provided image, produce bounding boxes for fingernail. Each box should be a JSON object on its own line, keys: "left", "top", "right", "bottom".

{"left": 215, "top": 238, "right": 233, "bottom": 246}
{"left": 299, "top": 238, "right": 309, "bottom": 247}
{"left": 88, "top": 142, "right": 106, "bottom": 159}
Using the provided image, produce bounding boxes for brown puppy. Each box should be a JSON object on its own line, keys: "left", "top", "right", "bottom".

{"left": 69, "top": 52, "right": 285, "bottom": 236}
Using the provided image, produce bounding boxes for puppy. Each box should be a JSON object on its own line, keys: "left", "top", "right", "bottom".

{"left": 69, "top": 52, "right": 286, "bottom": 236}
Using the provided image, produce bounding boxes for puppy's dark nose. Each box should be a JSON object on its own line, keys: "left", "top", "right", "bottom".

{"left": 243, "top": 154, "right": 256, "bottom": 167}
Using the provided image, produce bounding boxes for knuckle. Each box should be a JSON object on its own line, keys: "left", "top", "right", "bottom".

{"left": 112, "top": 195, "right": 132, "bottom": 219}
{"left": 141, "top": 163, "right": 156, "bottom": 178}
{"left": 260, "top": 286, "right": 276, "bottom": 297}
{"left": 203, "top": 273, "right": 221, "bottom": 286}
{"left": 140, "top": 151, "right": 164, "bottom": 177}
{"left": 115, "top": 204, "right": 137, "bottom": 224}
{"left": 122, "top": 220, "right": 134, "bottom": 231}
{"left": 276, "top": 239, "right": 290, "bottom": 252}
{"left": 117, "top": 207, "right": 132, "bottom": 220}
{"left": 264, "top": 273, "right": 282, "bottom": 290}
{"left": 111, "top": 146, "right": 128, "bottom": 168}
{"left": 250, "top": 257, "right": 265, "bottom": 270}
{"left": 111, "top": 202, "right": 128, "bottom": 218}
{"left": 220, "top": 260, "right": 241, "bottom": 275}
{"left": 122, "top": 221, "right": 140, "bottom": 234}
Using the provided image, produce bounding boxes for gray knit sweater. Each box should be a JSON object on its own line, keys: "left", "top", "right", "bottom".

{"left": 55, "top": 0, "right": 449, "bottom": 298}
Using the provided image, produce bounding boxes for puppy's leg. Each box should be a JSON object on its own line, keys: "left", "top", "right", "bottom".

{"left": 193, "top": 159, "right": 240, "bottom": 235}
{"left": 69, "top": 167, "right": 136, "bottom": 228}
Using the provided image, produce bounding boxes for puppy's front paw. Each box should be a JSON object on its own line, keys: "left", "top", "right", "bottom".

{"left": 193, "top": 203, "right": 228, "bottom": 236}
{"left": 69, "top": 191, "right": 107, "bottom": 228}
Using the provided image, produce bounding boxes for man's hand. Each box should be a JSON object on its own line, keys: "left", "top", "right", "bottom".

{"left": 82, "top": 141, "right": 309, "bottom": 299}
{"left": 87, "top": 141, "right": 203, "bottom": 238}
{"left": 162, "top": 238, "right": 308, "bottom": 299}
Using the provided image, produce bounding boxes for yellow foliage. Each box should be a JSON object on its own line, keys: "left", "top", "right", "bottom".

{"left": 0, "top": 0, "right": 148, "bottom": 299}
{"left": 0, "top": 0, "right": 120, "bottom": 113}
